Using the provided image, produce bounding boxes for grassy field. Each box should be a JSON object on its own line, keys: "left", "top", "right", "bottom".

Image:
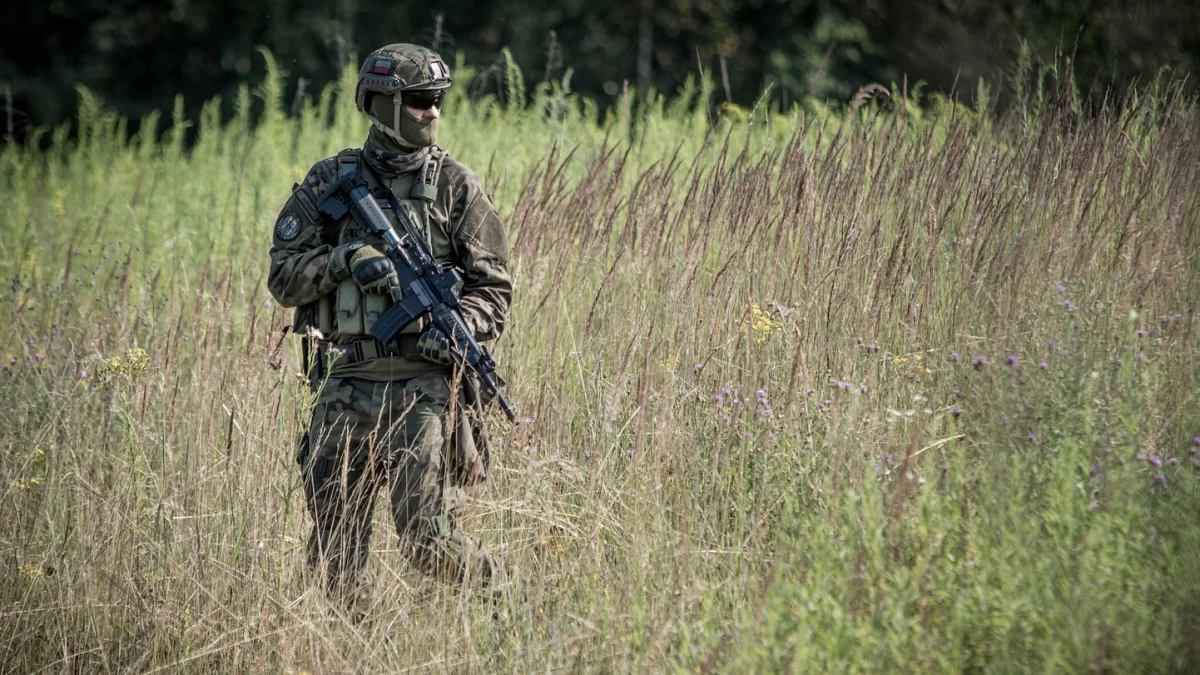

{"left": 2, "top": 52, "right": 1199, "bottom": 672}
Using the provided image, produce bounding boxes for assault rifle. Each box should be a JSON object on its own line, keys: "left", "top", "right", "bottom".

{"left": 317, "top": 172, "right": 516, "bottom": 421}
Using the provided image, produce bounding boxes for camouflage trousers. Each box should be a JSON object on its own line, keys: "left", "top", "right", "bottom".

{"left": 297, "top": 373, "right": 498, "bottom": 603}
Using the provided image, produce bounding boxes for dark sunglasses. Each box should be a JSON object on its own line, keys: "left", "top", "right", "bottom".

{"left": 404, "top": 91, "right": 444, "bottom": 110}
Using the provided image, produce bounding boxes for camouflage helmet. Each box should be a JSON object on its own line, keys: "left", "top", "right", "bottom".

{"left": 355, "top": 44, "right": 452, "bottom": 114}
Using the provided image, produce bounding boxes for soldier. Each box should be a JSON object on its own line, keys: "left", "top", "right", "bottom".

{"left": 267, "top": 44, "right": 512, "bottom": 614}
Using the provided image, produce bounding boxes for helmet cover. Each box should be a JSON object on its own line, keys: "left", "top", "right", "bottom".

{"left": 356, "top": 44, "right": 452, "bottom": 147}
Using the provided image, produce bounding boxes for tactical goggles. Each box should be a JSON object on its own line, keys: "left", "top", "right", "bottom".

{"left": 404, "top": 91, "right": 444, "bottom": 110}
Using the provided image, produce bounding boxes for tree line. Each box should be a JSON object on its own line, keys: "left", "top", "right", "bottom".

{"left": 2, "top": 0, "right": 1197, "bottom": 141}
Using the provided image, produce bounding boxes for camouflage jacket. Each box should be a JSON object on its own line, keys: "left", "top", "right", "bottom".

{"left": 267, "top": 146, "right": 512, "bottom": 381}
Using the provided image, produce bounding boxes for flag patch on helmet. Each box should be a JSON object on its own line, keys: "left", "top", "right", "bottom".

{"left": 372, "top": 59, "right": 392, "bottom": 74}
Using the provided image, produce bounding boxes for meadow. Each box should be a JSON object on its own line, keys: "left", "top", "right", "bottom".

{"left": 2, "top": 51, "right": 1199, "bottom": 672}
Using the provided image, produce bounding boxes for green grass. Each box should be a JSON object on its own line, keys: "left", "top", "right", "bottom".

{"left": 1, "top": 52, "right": 1198, "bottom": 672}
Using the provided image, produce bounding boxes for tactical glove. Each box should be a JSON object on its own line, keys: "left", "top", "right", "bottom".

{"left": 416, "top": 326, "right": 455, "bottom": 365}
{"left": 345, "top": 242, "right": 398, "bottom": 293}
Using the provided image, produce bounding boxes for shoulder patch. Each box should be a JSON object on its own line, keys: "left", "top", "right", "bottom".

{"left": 275, "top": 212, "right": 301, "bottom": 241}
{"left": 292, "top": 182, "right": 320, "bottom": 222}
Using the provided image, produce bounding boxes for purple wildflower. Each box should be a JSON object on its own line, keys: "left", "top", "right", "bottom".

{"left": 949, "top": 352, "right": 961, "bottom": 362}
{"left": 1055, "top": 283, "right": 1066, "bottom": 293}
{"left": 1134, "top": 329, "right": 1146, "bottom": 338}
{"left": 1038, "top": 362, "right": 1049, "bottom": 370}
{"left": 33, "top": 352, "right": 44, "bottom": 364}
{"left": 1061, "top": 300, "right": 1078, "bottom": 310}
{"left": 1090, "top": 464, "right": 1101, "bottom": 477}
{"left": 874, "top": 462, "right": 883, "bottom": 475}
{"left": 1006, "top": 355, "right": 1019, "bottom": 366}
{"left": 884, "top": 453, "right": 894, "bottom": 464}
{"left": 972, "top": 355, "right": 987, "bottom": 370}
{"left": 711, "top": 393, "right": 724, "bottom": 404}
{"left": 1114, "top": 357, "right": 1125, "bottom": 366}
{"left": 953, "top": 387, "right": 964, "bottom": 396}
{"left": 7, "top": 356, "right": 15, "bottom": 366}
{"left": 1088, "top": 501, "right": 1100, "bottom": 511}
{"left": 1027, "top": 433, "right": 1038, "bottom": 444}
{"left": 949, "top": 237, "right": 958, "bottom": 245}
{"left": 866, "top": 344, "right": 878, "bottom": 353}
{"left": 951, "top": 405, "right": 961, "bottom": 418}
{"left": 1154, "top": 473, "right": 1167, "bottom": 487}
{"left": 1136, "top": 353, "right": 1146, "bottom": 362}
{"left": 1149, "top": 454, "right": 1163, "bottom": 468}
{"left": 1172, "top": 313, "right": 1183, "bottom": 322}
{"left": 1191, "top": 458, "right": 1200, "bottom": 469}
{"left": 1000, "top": 414, "right": 1008, "bottom": 425}
{"left": 756, "top": 389, "right": 768, "bottom": 401}
{"left": 695, "top": 362, "right": 706, "bottom": 371}
{"left": 861, "top": 384, "right": 869, "bottom": 393}
{"left": 269, "top": 358, "right": 283, "bottom": 370}
{"left": 77, "top": 369, "right": 87, "bottom": 379}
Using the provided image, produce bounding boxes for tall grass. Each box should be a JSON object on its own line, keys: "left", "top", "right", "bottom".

{"left": 1, "top": 52, "right": 1198, "bottom": 672}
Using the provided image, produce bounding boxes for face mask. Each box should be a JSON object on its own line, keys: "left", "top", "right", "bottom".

{"left": 369, "top": 93, "right": 439, "bottom": 149}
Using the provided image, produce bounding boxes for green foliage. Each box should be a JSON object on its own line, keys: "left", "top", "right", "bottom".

{"left": 3, "top": 0, "right": 1198, "bottom": 142}
{"left": 0, "top": 58, "right": 1197, "bottom": 673}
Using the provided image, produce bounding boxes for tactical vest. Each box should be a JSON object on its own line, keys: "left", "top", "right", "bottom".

{"left": 315, "top": 147, "right": 446, "bottom": 342}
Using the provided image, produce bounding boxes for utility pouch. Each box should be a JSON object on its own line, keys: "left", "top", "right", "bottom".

{"left": 335, "top": 280, "right": 364, "bottom": 335}
{"left": 317, "top": 295, "right": 334, "bottom": 336}
{"left": 363, "top": 292, "right": 389, "bottom": 332}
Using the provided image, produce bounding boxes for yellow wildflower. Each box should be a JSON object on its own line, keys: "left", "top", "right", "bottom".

{"left": 125, "top": 347, "right": 150, "bottom": 375}
{"left": 18, "top": 563, "right": 43, "bottom": 580}
{"left": 750, "top": 303, "right": 783, "bottom": 344}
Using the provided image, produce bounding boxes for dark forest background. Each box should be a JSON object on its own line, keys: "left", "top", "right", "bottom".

{"left": 2, "top": 0, "right": 1198, "bottom": 141}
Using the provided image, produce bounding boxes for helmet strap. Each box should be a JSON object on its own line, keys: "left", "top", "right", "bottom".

{"left": 393, "top": 92, "right": 403, "bottom": 136}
